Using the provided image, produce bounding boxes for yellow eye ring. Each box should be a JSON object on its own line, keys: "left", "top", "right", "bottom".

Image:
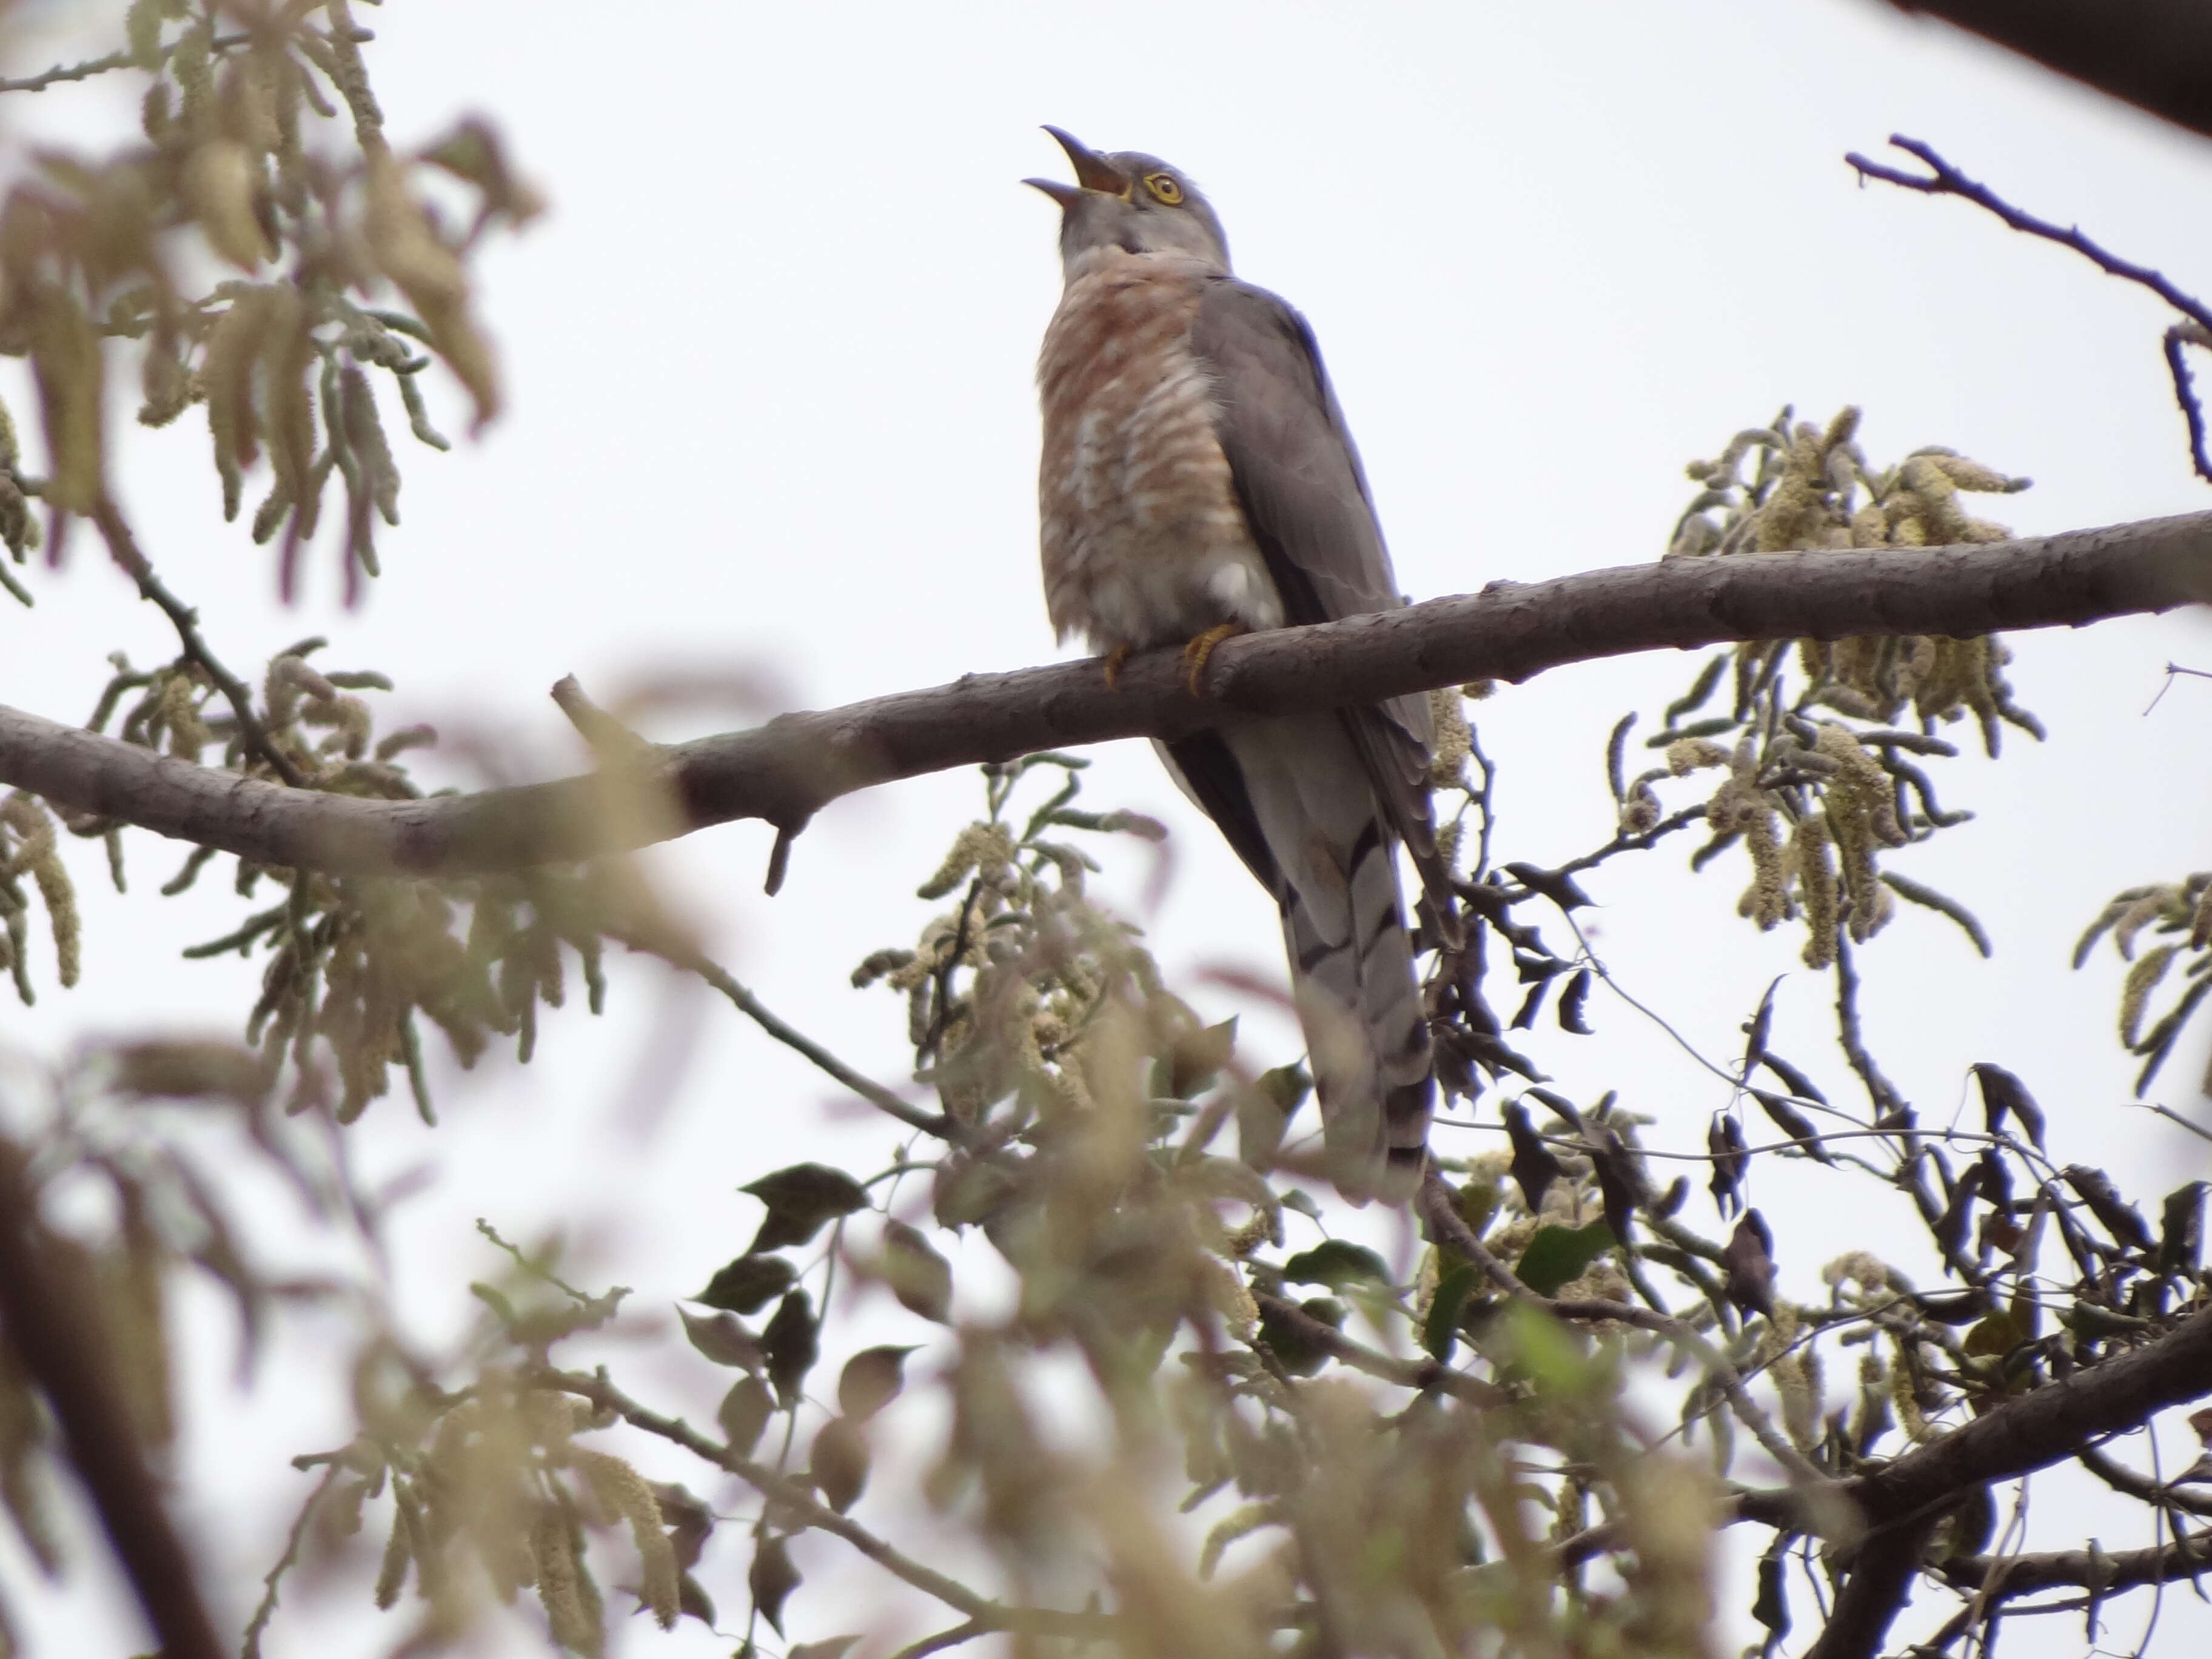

{"left": 1143, "top": 172, "right": 1184, "bottom": 206}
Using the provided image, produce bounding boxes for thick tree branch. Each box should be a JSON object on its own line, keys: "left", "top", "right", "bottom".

{"left": 0, "top": 515, "right": 2206, "bottom": 878}
{"left": 1942, "top": 1526, "right": 2212, "bottom": 1599}
{"left": 1803, "top": 1513, "right": 1942, "bottom": 1659}
{"left": 1851, "top": 1305, "right": 2212, "bottom": 1526}
{"left": 1784, "top": 1305, "right": 2212, "bottom": 1656}
{"left": 0, "top": 1145, "right": 221, "bottom": 1659}
{"left": 1886, "top": 2, "right": 2212, "bottom": 145}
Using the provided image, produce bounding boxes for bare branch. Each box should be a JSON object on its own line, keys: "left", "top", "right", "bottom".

{"left": 683, "top": 954, "right": 955, "bottom": 1139}
{"left": 1943, "top": 1527, "right": 2212, "bottom": 1600}
{"left": 526, "top": 1365, "right": 1111, "bottom": 1641}
{"left": 1845, "top": 138, "right": 2212, "bottom": 484}
{"left": 90, "top": 499, "right": 307, "bottom": 788}
{"left": 0, "top": 49, "right": 133, "bottom": 94}
{"left": 0, "top": 515, "right": 2204, "bottom": 879}
{"left": 1252, "top": 1290, "right": 1503, "bottom": 1406}
{"left": 1417, "top": 1173, "right": 1831, "bottom": 1486}
{"left": 1849, "top": 1305, "right": 2212, "bottom": 1526}
{"left": 2080, "top": 1442, "right": 2212, "bottom": 1517}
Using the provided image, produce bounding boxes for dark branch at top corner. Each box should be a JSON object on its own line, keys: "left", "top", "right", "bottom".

{"left": 1888, "top": 0, "right": 2212, "bottom": 146}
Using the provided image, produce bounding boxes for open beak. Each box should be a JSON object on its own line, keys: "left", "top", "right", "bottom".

{"left": 1023, "top": 125, "right": 1130, "bottom": 206}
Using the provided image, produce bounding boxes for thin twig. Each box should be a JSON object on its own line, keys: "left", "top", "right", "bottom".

{"left": 90, "top": 498, "right": 306, "bottom": 788}
{"left": 2079, "top": 1443, "right": 2212, "bottom": 1518}
{"left": 886, "top": 1621, "right": 987, "bottom": 1659}
{"left": 1848, "top": 136, "right": 2212, "bottom": 484}
{"left": 2135, "top": 1100, "right": 2212, "bottom": 1145}
{"left": 1942, "top": 1527, "right": 2212, "bottom": 1600}
{"left": 1847, "top": 138, "right": 2212, "bottom": 327}
{"left": 1252, "top": 1291, "right": 1501, "bottom": 1406}
{"left": 1509, "top": 805, "right": 1708, "bottom": 893}
{"left": 2165, "top": 326, "right": 2212, "bottom": 483}
{"left": 1418, "top": 1172, "right": 1829, "bottom": 1486}
{"left": 0, "top": 49, "right": 132, "bottom": 93}
{"left": 1834, "top": 936, "right": 1909, "bottom": 1118}
{"left": 241, "top": 1464, "right": 341, "bottom": 1658}
{"left": 526, "top": 1364, "right": 1112, "bottom": 1641}
{"left": 682, "top": 956, "right": 956, "bottom": 1140}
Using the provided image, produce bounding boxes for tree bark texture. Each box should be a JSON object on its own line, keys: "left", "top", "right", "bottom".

{"left": 0, "top": 511, "right": 2207, "bottom": 879}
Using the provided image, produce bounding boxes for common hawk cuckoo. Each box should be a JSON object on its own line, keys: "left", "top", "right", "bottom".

{"left": 1028, "top": 128, "right": 1439, "bottom": 1199}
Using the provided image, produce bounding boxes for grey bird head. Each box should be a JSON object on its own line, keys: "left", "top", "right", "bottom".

{"left": 1025, "top": 126, "right": 1232, "bottom": 276}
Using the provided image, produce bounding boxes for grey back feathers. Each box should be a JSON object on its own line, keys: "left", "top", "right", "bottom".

{"left": 1031, "top": 130, "right": 1438, "bottom": 1200}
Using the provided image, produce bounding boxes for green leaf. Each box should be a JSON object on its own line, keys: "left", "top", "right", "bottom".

{"left": 1513, "top": 1220, "right": 1617, "bottom": 1298}
{"left": 1258, "top": 1064, "right": 1311, "bottom": 1116}
{"left": 837, "top": 1346, "right": 917, "bottom": 1423}
{"left": 469, "top": 1281, "right": 517, "bottom": 1328}
{"left": 809, "top": 1418, "right": 868, "bottom": 1513}
{"left": 1498, "top": 1302, "right": 1596, "bottom": 1396}
{"left": 693, "top": 1253, "right": 796, "bottom": 1315}
{"left": 762, "top": 1290, "right": 820, "bottom": 1407}
{"left": 1154, "top": 1016, "right": 1238, "bottom": 1100}
{"left": 880, "top": 1219, "right": 953, "bottom": 1322}
{"left": 1256, "top": 1296, "right": 1344, "bottom": 1378}
{"left": 716, "top": 1375, "right": 775, "bottom": 1456}
{"left": 678, "top": 1305, "right": 762, "bottom": 1370}
{"left": 742, "top": 1164, "right": 870, "bottom": 1252}
{"left": 1281, "top": 1240, "right": 1392, "bottom": 1292}
{"left": 1279, "top": 1188, "right": 1322, "bottom": 1222}
{"left": 1452, "top": 1179, "right": 1498, "bottom": 1241}
{"left": 1424, "top": 1262, "right": 1477, "bottom": 1362}
{"left": 1962, "top": 1307, "right": 2029, "bottom": 1359}
{"left": 749, "top": 1534, "right": 799, "bottom": 1634}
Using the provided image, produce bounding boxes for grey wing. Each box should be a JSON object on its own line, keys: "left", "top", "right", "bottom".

{"left": 1187, "top": 279, "right": 1440, "bottom": 879}
{"left": 1167, "top": 280, "right": 1445, "bottom": 1198}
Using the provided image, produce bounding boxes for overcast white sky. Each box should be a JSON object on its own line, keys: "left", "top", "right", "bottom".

{"left": 5, "top": 1, "right": 2212, "bottom": 1654}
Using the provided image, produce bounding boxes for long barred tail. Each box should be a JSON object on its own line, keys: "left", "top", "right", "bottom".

{"left": 1276, "top": 811, "right": 1433, "bottom": 1201}
{"left": 1158, "top": 717, "right": 1434, "bottom": 1202}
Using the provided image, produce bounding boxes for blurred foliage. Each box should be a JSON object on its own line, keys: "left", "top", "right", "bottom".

{"left": 0, "top": 9, "right": 2204, "bottom": 1659}
{"left": 0, "top": 0, "right": 535, "bottom": 602}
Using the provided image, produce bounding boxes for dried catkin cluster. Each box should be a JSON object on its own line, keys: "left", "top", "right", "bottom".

{"left": 1618, "top": 407, "right": 2041, "bottom": 968}
{"left": 317, "top": 1351, "right": 695, "bottom": 1655}
{"left": 0, "top": 794, "right": 81, "bottom": 1000}
{"left": 1667, "top": 406, "right": 2042, "bottom": 753}
{"left": 0, "top": 1, "right": 537, "bottom": 600}
{"left": 2077, "top": 872, "right": 2212, "bottom": 1090}
{"left": 853, "top": 754, "right": 1187, "bottom": 1133}
{"left": 2, "top": 640, "right": 655, "bottom": 1125}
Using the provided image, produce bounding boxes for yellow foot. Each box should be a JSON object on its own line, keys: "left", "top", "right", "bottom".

{"left": 1101, "top": 642, "right": 1133, "bottom": 689}
{"left": 1179, "top": 623, "right": 1245, "bottom": 694}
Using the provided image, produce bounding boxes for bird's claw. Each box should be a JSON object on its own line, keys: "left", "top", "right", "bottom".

{"left": 1180, "top": 623, "right": 1245, "bottom": 694}
{"left": 1100, "top": 643, "right": 1133, "bottom": 689}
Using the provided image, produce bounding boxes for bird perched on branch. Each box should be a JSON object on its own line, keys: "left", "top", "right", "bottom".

{"left": 1027, "top": 127, "right": 1442, "bottom": 1200}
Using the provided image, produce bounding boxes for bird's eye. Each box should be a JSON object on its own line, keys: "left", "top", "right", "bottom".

{"left": 1143, "top": 172, "right": 1184, "bottom": 206}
